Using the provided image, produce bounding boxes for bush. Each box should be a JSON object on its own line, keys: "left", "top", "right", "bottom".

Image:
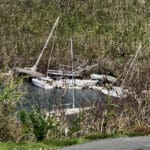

{"left": 0, "top": 75, "right": 24, "bottom": 142}
{"left": 29, "top": 112, "right": 50, "bottom": 141}
{"left": 19, "top": 109, "right": 57, "bottom": 141}
{"left": 69, "top": 116, "right": 81, "bottom": 136}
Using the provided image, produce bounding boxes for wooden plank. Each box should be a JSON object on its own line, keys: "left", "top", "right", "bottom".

{"left": 47, "top": 69, "right": 80, "bottom": 78}
{"left": 14, "top": 67, "right": 44, "bottom": 78}
{"left": 48, "top": 64, "right": 98, "bottom": 78}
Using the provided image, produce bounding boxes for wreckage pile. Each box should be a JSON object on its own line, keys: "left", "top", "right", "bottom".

{"left": 31, "top": 73, "right": 126, "bottom": 98}
{"left": 14, "top": 17, "right": 128, "bottom": 98}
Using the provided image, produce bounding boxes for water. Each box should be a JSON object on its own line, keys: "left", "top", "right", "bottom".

{"left": 21, "top": 83, "right": 106, "bottom": 111}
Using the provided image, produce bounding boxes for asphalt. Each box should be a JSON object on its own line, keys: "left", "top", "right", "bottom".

{"left": 61, "top": 136, "right": 150, "bottom": 150}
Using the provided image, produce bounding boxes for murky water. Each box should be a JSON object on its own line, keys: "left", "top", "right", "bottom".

{"left": 21, "top": 83, "right": 106, "bottom": 111}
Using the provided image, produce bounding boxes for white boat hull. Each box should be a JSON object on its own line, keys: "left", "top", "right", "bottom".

{"left": 89, "top": 86, "right": 126, "bottom": 98}
{"left": 32, "top": 78, "right": 53, "bottom": 89}
{"left": 54, "top": 79, "right": 98, "bottom": 88}
{"left": 32, "top": 78, "right": 98, "bottom": 89}
{"left": 75, "top": 79, "right": 98, "bottom": 87}
{"left": 48, "top": 107, "right": 91, "bottom": 116}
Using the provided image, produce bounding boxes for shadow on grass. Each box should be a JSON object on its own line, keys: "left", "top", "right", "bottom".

{"left": 83, "top": 132, "right": 147, "bottom": 141}
{"left": 44, "top": 138, "right": 79, "bottom": 147}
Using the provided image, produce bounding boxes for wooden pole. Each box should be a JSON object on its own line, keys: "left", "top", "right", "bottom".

{"left": 121, "top": 43, "right": 142, "bottom": 87}
{"left": 31, "top": 16, "right": 59, "bottom": 71}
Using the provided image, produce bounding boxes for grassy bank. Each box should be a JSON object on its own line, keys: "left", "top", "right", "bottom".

{"left": 0, "top": 142, "right": 57, "bottom": 150}
{"left": 0, "top": 132, "right": 148, "bottom": 150}
{"left": 0, "top": 139, "right": 86, "bottom": 150}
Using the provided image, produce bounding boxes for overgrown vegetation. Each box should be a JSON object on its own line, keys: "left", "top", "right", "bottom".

{"left": 0, "top": 74, "right": 23, "bottom": 142}
{"left": 0, "top": 74, "right": 149, "bottom": 148}
{"left": 0, "top": 0, "right": 149, "bottom": 73}
{"left": 0, "top": 0, "right": 150, "bottom": 149}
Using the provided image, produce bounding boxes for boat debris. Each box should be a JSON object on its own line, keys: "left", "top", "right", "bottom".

{"left": 89, "top": 86, "right": 127, "bottom": 98}
{"left": 32, "top": 78, "right": 98, "bottom": 89}
{"left": 75, "top": 79, "right": 98, "bottom": 87}
{"left": 14, "top": 67, "right": 44, "bottom": 78}
{"left": 13, "top": 16, "right": 127, "bottom": 99}
{"left": 91, "top": 74, "right": 117, "bottom": 83}
{"left": 48, "top": 107, "right": 92, "bottom": 116}
{"left": 32, "top": 78, "right": 53, "bottom": 89}
{"left": 31, "top": 77, "right": 127, "bottom": 98}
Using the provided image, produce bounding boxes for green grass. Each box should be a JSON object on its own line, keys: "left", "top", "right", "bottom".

{"left": 0, "top": 138, "right": 87, "bottom": 150}
{"left": 84, "top": 132, "right": 147, "bottom": 141}
{"left": 0, "top": 142, "right": 57, "bottom": 150}
{"left": 45, "top": 139, "right": 79, "bottom": 147}
{"left": 0, "top": 132, "right": 148, "bottom": 150}
{"left": 120, "top": 132, "right": 146, "bottom": 137}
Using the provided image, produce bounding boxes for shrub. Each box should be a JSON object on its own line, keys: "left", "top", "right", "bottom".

{"left": 0, "top": 75, "right": 24, "bottom": 142}
{"left": 19, "top": 109, "right": 57, "bottom": 141}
